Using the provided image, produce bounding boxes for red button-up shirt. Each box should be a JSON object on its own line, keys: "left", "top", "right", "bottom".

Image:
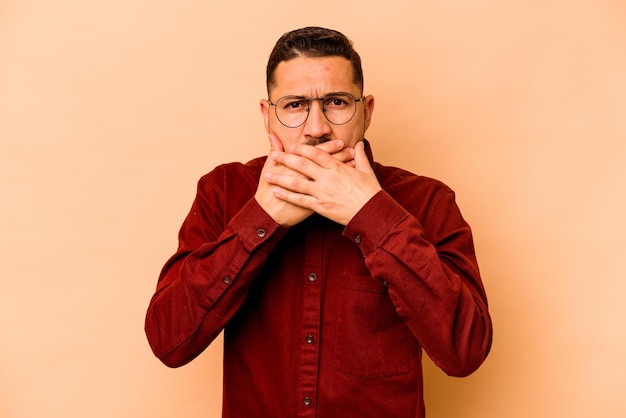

{"left": 145, "top": 142, "right": 492, "bottom": 418}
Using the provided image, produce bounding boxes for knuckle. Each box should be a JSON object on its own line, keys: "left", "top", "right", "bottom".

{"left": 296, "top": 157, "right": 309, "bottom": 170}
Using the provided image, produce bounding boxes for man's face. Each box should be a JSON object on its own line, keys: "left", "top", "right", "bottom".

{"left": 260, "top": 56, "right": 374, "bottom": 151}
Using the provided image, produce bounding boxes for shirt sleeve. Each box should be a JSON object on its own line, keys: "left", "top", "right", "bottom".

{"left": 145, "top": 170, "right": 288, "bottom": 367}
{"left": 343, "top": 189, "right": 493, "bottom": 377}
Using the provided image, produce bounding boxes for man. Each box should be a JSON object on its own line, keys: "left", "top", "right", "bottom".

{"left": 145, "top": 26, "right": 492, "bottom": 417}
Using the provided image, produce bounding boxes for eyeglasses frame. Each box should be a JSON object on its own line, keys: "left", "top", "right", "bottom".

{"left": 267, "top": 92, "right": 366, "bottom": 128}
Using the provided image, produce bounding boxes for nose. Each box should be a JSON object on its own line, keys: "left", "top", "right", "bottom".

{"left": 303, "top": 99, "right": 332, "bottom": 140}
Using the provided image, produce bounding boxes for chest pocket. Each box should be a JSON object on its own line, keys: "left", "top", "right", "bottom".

{"left": 332, "top": 274, "right": 410, "bottom": 380}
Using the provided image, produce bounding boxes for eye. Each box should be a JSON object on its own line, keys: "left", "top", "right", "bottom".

{"left": 281, "top": 98, "right": 308, "bottom": 111}
{"left": 324, "top": 95, "right": 350, "bottom": 109}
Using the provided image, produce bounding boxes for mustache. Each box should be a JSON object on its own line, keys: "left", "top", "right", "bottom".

{"left": 305, "top": 136, "right": 332, "bottom": 146}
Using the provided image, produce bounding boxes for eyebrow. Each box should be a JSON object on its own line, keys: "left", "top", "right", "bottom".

{"left": 282, "top": 91, "right": 354, "bottom": 99}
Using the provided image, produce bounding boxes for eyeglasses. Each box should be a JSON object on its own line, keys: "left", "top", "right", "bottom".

{"left": 268, "top": 92, "right": 365, "bottom": 128}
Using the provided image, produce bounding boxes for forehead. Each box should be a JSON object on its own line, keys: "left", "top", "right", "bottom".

{"left": 271, "top": 56, "right": 358, "bottom": 97}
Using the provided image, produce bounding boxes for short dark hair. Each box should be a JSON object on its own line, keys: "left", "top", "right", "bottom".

{"left": 266, "top": 27, "right": 364, "bottom": 95}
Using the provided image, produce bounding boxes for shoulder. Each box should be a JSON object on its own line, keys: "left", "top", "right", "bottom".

{"left": 194, "top": 156, "right": 265, "bottom": 204}
{"left": 373, "top": 162, "right": 460, "bottom": 221}
{"left": 198, "top": 156, "right": 266, "bottom": 187}
{"left": 374, "top": 162, "right": 453, "bottom": 196}
{"left": 373, "top": 162, "right": 468, "bottom": 231}
{"left": 192, "top": 156, "right": 267, "bottom": 219}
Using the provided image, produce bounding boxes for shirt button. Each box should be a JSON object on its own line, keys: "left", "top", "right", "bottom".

{"left": 306, "top": 334, "right": 315, "bottom": 344}
{"left": 382, "top": 280, "right": 389, "bottom": 287}
{"left": 354, "top": 234, "right": 362, "bottom": 244}
{"left": 257, "top": 228, "right": 266, "bottom": 238}
{"left": 308, "top": 273, "right": 317, "bottom": 282}
{"left": 303, "top": 396, "right": 312, "bottom": 406}
{"left": 223, "top": 276, "right": 231, "bottom": 284}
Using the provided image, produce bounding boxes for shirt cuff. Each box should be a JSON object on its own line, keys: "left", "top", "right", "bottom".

{"left": 343, "top": 190, "right": 409, "bottom": 255}
{"left": 229, "top": 198, "right": 289, "bottom": 254}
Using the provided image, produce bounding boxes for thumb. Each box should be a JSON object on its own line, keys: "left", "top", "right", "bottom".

{"left": 354, "top": 141, "right": 372, "bottom": 172}
{"left": 268, "top": 133, "right": 284, "bottom": 152}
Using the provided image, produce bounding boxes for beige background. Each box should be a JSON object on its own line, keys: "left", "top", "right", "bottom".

{"left": 1, "top": 0, "right": 625, "bottom": 417}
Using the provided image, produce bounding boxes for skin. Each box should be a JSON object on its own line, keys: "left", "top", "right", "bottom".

{"left": 256, "top": 56, "right": 381, "bottom": 226}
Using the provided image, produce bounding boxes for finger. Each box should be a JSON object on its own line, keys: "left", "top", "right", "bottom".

{"left": 330, "top": 146, "right": 356, "bottom": 164}
{"left": 270, "top": 150, "right": 320, "bottom": 180}
{"left": 287, "top": 143, "right": 341, "bottom": 170}
{"left": 313, "top": 139, "right": 344, "bottom": 154}
{"left": 354, "top": 141, "right": 373, "bottom": 173}
{"left": 268, "top": 133, "right": 284, "bottom": 152}
{"left": 260, "top": 134, "right": 286, "bottom": 185}
{"left": 310, "top": 140, "right": 354, "bottom": 163}
{"left": 272, "top": 185, "right": 315, "bottom": 210}
{"left": 264, "top": 166, "right": 314, "bottom": 195}
{"left": 266, "top": 136, "right": 314, "bottom": 179}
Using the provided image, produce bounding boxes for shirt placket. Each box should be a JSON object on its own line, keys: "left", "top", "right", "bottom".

{"left": 297, "top": 221, "right": 324, "bottom": 417}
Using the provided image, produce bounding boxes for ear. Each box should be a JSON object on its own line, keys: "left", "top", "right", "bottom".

{"left": 362, "top": 95, "right": 375, "bottom": 132}
{"left": 260, "top": 99, "right": 271, "bottom": 133}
